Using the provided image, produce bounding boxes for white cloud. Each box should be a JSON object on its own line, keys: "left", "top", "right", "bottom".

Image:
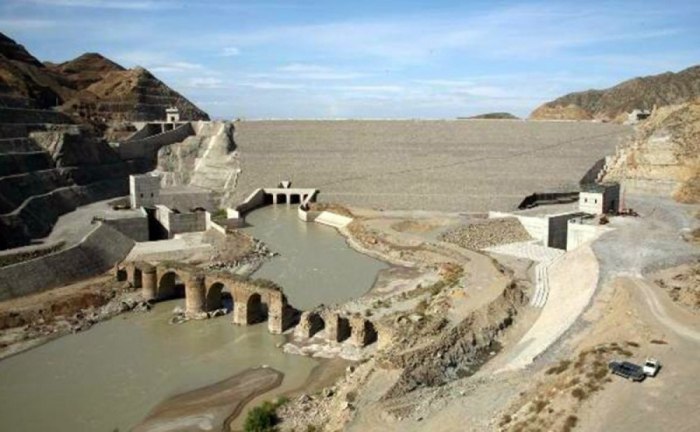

{"left": 148, "top": 62, "right": 203, "bottom": 73}
{"left": 334, "top": 85, "right": 404, "bottom": 93}
{"left": 250, "top": 63, "right": 368, "bottom": 81}
{"left": 0, "top": 18, "right": 57, "bottom": 31}
{"left": 216, "top": 4, "right": 683, "bottom": 63}
{"left": 237, "top": 81, "right": 305, "bottom": 90}
{"left": 188, "top": 77, "right": 226, "bottom": 89}
{"left": 23, "top": 0, "right": 177, "bottom": 10}
{"left": 221, "top": 47, "right": 240, "bottom": 57}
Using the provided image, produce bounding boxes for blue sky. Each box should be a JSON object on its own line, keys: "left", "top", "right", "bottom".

{"left": 1, "top": 0, "right": 699, "bottom": 119}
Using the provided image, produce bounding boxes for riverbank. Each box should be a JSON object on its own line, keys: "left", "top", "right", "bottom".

{"left": 0, "top": 274, "right": 150, "bottom": 360}
{"left": 133, "top": 367, "right": 284, "bottom": 432}
{"left": 130, "top": 354, "right": 350, "bottom": 432}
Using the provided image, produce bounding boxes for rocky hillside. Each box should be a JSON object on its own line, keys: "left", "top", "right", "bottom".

{"left": 462, "top": 112, "right": 520, "bottom": 120}
{"left": 0, "top": 32, "right": 208, "bottom": 124}
{"left": 601, "top": 98, "right": 700, "bottom": 203}
{"left": 0, "top": 32, "right": 209, "bottom": 249}
{"left": 530, "top": 65, "right": 700, "bottom": 122}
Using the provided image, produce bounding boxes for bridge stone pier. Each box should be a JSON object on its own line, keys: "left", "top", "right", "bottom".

{"left": 350, "top": 316, "right": 378, "bottom": 347}
{"left": 122, "top": 261, "right": 295, "bottom": 331}
{"left": 118, "top": 261, "right": 379, "bottom": 348}
{"left": 295, "top": 310, "right": 326, "bottom": 339}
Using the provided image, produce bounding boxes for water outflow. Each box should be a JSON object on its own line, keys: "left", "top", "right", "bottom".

{"left": 241, "top": 206, "right": 388, "bottom": 309}
{"left": 0, "top": 204, "right": 386, "bottom": 432}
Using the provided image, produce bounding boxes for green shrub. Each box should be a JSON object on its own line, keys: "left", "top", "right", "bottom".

{"left": 244, "top": 401, "right": 279, "bottom": 432}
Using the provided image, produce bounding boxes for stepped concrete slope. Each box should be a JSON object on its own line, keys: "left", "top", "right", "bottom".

{"left": 156, "top": 121, "right": 240, "bottom": 203}
{"left": 230, "top": 120, "right": 631, "bottom": 212}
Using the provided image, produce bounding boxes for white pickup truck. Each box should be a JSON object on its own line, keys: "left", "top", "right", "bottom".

{"left": 643, "top": 358, "right": 661, "bottom": 377}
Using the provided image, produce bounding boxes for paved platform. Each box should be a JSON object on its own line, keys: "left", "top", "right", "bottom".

{"left": 485, "top": 240, "right": 564, "bottom": 308}
{"left": 498, "top": 244, "right": 599, "bottom": 371}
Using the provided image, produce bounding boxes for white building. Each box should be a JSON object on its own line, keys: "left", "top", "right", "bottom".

{"left": 165, "top": 106, "right": 180, "bottom": 123}
{"left": 578, "top": 183, "right": 621, "bottom": 215}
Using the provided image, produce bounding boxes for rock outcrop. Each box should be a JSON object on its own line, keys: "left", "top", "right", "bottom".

{"left": 601, "top": 98, "right": 700, "bottom": 203}
{"left": 530, "top": 65, "right": 700, "bottom": 122}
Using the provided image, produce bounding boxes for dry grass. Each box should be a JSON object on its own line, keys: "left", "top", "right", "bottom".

{"left": 501, "top": 342, "right": 637, "bottom": 432}
{"left": 307, "top": 202, "right": 354, "bottom": 217}
{"left": 390, "top": 220, "right": 439, "bottom": 234}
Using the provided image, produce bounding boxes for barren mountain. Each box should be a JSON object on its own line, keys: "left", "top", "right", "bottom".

{"left": 602, "top": 97, "right": 700, "bottom": 203}
{"left": 530, "top": 65, "right": 700, "bottom": 122}
{"left": 0, "top": 32, "right": 208, "bottom": 123}
{"left": 462, "top": 112, "right": 520, "bottom": 120}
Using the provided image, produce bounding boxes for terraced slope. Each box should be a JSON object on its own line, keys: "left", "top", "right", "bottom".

{"left": 0, "top": 107, "right": 147, "bottom": 249}
{"left": 0, "top": 31, "right": 208, "bottom": 124}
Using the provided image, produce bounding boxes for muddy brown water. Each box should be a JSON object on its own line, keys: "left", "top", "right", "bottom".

{"left": 0, "top": 206, "right": 386, "bottom": 431}
{"left": 241, "top": 205, "right": 388, "bottom": 309}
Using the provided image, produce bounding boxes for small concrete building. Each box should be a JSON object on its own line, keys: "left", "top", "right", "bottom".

{"left": 165, "top": 106, "right": 180, "bottom": 123}
{"left": 578, "top": 183, "right": 621, "bottom": 215}
{"left": 129, "top": 174, "right": 161, "bottom": 209}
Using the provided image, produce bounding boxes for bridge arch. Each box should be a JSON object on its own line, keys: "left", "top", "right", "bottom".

{"left": 246, "top": 293, "right": 266, "bottom": 324}
{"left": 206, "top": 281, "right": 234, "bottom": 312}
{"left": 158, "top": 270, "right": 187, "bottom": 300}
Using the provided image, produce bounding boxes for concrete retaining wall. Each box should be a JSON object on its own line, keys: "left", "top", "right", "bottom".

{"left": 315, "top": 211, "right": 353, "bottom": 229}
{"left": 0, "top": 151, "right": 53, "bottom": 176}
{"left": 118, "top": 123, "right": 194, "bottom": 160}
{"left": 0, "top": 107, "right": 74, "bottom": 125}
{"left": 124, "top": 123, "right": 160, "bottom": 142}
{"left": 566, "top": 220, "right": 611, "bottom": 251}
{"left": 0, "top": 178, "right": 129, "bottom": 249}
{"left": 0, "top": 223, "right": 135, "bottom": 300}
{"left": 103, "top": 208, "right": 149, "bottom": 241}
{"left": 490, "top": 211, "right": 547, "bottom": 242}
{"left": 545, "top": 212, "right": 584, "bottom": 249}
{"left": 0, "top": 137, "right": 41, "bottom": 153}
{"left": 154, "top": 205, "right": 207, "bottom": 238}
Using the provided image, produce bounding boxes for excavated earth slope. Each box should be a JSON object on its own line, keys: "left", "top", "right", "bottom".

{"left": 602, "top": 98, "right": 700, "bottom": 203}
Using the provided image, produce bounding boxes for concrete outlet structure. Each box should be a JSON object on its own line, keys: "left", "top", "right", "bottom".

{"left": 130, "top": 174, "right": 161, "bottom": 208}
{"left": 578, "top": 183, "right": 621, "bottom": 215}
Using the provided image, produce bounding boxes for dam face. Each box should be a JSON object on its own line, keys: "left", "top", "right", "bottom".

{"left": 232, "top": 120, "right": 632, "bottom": 212}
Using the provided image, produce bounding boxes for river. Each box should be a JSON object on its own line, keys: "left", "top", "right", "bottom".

{"left": 0, "top": 206, "right": 386, "bottom": 431}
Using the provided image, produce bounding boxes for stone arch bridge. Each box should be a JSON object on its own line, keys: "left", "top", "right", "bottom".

{"left": 117, "top": 261, "right": 378, "bottom": 347}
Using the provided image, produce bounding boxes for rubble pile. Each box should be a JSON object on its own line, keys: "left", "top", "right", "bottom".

{"left": 439, "top": 218, "right": 531, "bottom": 250}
